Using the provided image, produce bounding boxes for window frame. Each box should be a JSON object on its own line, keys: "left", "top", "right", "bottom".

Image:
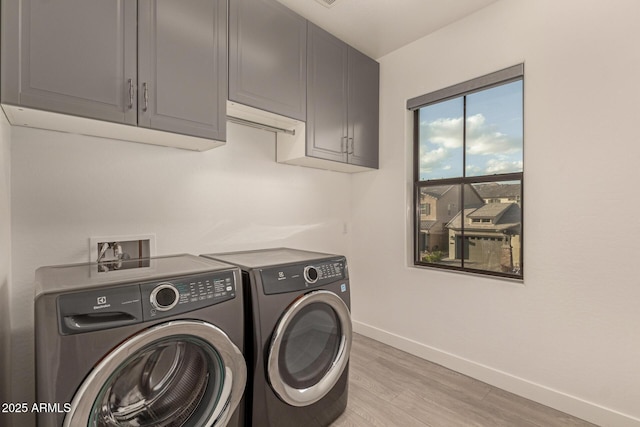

{"left": 408, "top": 65, "right": 524, "bottom": 280}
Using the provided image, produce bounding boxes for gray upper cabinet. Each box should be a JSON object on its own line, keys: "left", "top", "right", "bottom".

{"left": 347, "top": 48, "right": 380, "bottom": 168}
{"left": 306, "top": 23, "right": 379, "bottom": 169}
{"left": 306, "top": 24, "right": 349, "bottom": 164}
{"left": 138, "top": 0, "right": 227, "bottom": 141}
{"left": 1, "top": 0, "right": 138, "bottom": 125}
{"left": 229, "top": 0, "right": 307, "bottom": 121}
{"left": 1, "top": 0, "right": 227, "bottom": 146}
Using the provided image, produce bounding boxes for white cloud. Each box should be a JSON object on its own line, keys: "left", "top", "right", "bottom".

{"left": 467, "top": 158, "right": 522, "bottom": 175}
{"left": 421, "top": 117, "right": 463, "bottom": 148}
{"left": 465, "top": 164, "right": 483, "bottom": 175}
{"left": 421, "top": 113, "right": 522, "bottom": 178}
{"left": 420, "top": 146, "right": 449, "bottom": 170}
{"left": 484, "top": 159, "right": 523, "bottom": 174}
{"left": 466, "top": 114, "right": 521, "bottom": 155}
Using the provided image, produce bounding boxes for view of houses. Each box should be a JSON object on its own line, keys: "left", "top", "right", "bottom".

{"left": 418, "top": 182, "right": 522, "bottom": 275}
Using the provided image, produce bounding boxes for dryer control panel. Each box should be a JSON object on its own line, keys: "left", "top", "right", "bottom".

{"left": 260, "top": 258, "right": 347, "bottom": 295}
{"left": 57, "top": 269, "right": 238, "bottom": 335}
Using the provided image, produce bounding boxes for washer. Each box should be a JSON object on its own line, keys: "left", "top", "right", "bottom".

{"left": 201, "top": 248, "right": 351, "bottom": 427}
{"left": 34, "top": 254, "right": 247, "bottom": 427}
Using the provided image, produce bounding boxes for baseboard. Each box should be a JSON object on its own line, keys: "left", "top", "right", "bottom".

{"left": 353, "top": 320, "right": 640, "bottom": 427}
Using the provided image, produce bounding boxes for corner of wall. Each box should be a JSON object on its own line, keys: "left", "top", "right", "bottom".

{"left": 0, "top": 111, "right": 13, "bottom": 417}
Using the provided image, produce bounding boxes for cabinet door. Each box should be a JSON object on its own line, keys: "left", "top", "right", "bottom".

{"left": 347, "top": 48, "right": 379, "bottom": 168}
{"left": 1, "top": 0, "right": 137, "bottom": 125}
{"left": 229, "top": 0, "right": 307, "bottom": 121}
{"left": 138, "top": 0, "right": 227, "bottom": 141}
{"left": 306, "top": 23, "right": 348, "bottom": 164}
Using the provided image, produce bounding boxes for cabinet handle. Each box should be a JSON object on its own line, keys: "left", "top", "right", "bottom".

{"left": 341, "top": 137, "right": 348, "bottom": 153}
{"left": 127, "top": 79, "right": 134, "bottom": 110}
{"left": 348, "top": 137, "right": 354, "bottom": 155}
{"left": 142, "top": 82, "right": 149, "bottom": 112}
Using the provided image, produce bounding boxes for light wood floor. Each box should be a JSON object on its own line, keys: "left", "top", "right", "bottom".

{"left": 332, "top": 333, "right": 597, "bottom": 427}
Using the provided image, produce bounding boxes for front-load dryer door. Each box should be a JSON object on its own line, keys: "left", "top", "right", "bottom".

{"left": 267, "top": 290, "right": 352, "bottom": 407}
{"left": 64, "top": 320, "right": 246, "bottom": 427}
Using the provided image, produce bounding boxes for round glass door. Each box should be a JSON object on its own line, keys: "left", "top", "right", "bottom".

{"left": 268, "top": 290, "right": 352, "bottom": 407}
{"left": 64, "top": 320, "right": 246, "bottom": 427}
{"left": 90, "top": 337, "right": 221, "bottom": 426}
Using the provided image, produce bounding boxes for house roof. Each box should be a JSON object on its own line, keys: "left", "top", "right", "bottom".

{"left": 419, "top": 220, "right": 438, "bottom": 231}
{"left": 447, "top": 208, "right": 474, "bottom": 229}
{"left": 420, "top": 184, "right": 484, "bottom": 202}
{"left": 468, "top": 203, "right": 511, "bottom": 220}
{"left": 447, "top": 203, "right": 521, "bottom": 234}
{"left": 421, "top": 185, "right": 453, "bottom": 199}
{"left": 474, "top": 183, "right": 521, "bottom": 199}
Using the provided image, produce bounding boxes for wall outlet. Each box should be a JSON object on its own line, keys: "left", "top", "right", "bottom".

{"left": 89, "top": 234, "right": 156, "bottom": 263}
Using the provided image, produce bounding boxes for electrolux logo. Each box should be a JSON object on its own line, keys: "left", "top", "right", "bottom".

{"left": 93, "top": 295, "right": 111, "bottom": 310}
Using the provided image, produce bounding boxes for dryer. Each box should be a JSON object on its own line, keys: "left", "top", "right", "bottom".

{"left": 201, "top": 248, "right": 351, "bottom": 427}
{"left": 34, "top": 254, "right": 247, "bottom": 427}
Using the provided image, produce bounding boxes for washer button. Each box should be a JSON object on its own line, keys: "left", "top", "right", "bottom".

{"left": 151, "top": 283, "right": 180, "bottom": 311}
{"left": 304, "top": 266, "right": 319, "bottom": 284}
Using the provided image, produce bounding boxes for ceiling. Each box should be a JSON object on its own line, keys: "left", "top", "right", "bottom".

{"left": 276, "top": 0, "right": 499, "bottom": 59}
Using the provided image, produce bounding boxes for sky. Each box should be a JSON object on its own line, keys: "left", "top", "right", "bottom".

{"left": 418, "top": 80, "right": 523, "bottom": 181}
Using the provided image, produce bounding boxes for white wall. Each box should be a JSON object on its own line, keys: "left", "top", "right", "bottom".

{"left": 9, "top": 123, "right": 352, "bottom": 425}
{"left": 0, "top": 111, "right": 12, "bottom": 423}
{"left": 350, "top": 0, "right": 640, "bottom": 425}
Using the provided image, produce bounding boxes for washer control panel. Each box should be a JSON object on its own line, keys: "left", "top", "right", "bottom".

{"left": 140, "top": 271, "right": 236, "bottom": 320}
{"left": 261, "top": 258, "right": 346, "bottom": 295}
{"left": 315, "top": 262, "right": 343, "bottom": 281}
{"left": 58, "top": 269, "right": 239, "bottom": 335}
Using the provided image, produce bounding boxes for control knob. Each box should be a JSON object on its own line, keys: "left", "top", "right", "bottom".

{"left": 303, "top": 266, "right": 319, "bottom": 284}
{"left": 150, "top": 283, "right": 180, "bottom": 311}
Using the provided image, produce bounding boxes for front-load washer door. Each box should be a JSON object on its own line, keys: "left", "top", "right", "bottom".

{"left": 267, "top": 290, "right": 352, "bottom": 407}
{"left": 64, "top": 320, "right": 246, "bottom": 427}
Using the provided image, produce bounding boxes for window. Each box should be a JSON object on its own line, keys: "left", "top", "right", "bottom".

{"left": 420, "top": 202, "right": 431, "bottom": 216}
{"left": 408, "top": 65, "right": 523, "bottom": 279}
